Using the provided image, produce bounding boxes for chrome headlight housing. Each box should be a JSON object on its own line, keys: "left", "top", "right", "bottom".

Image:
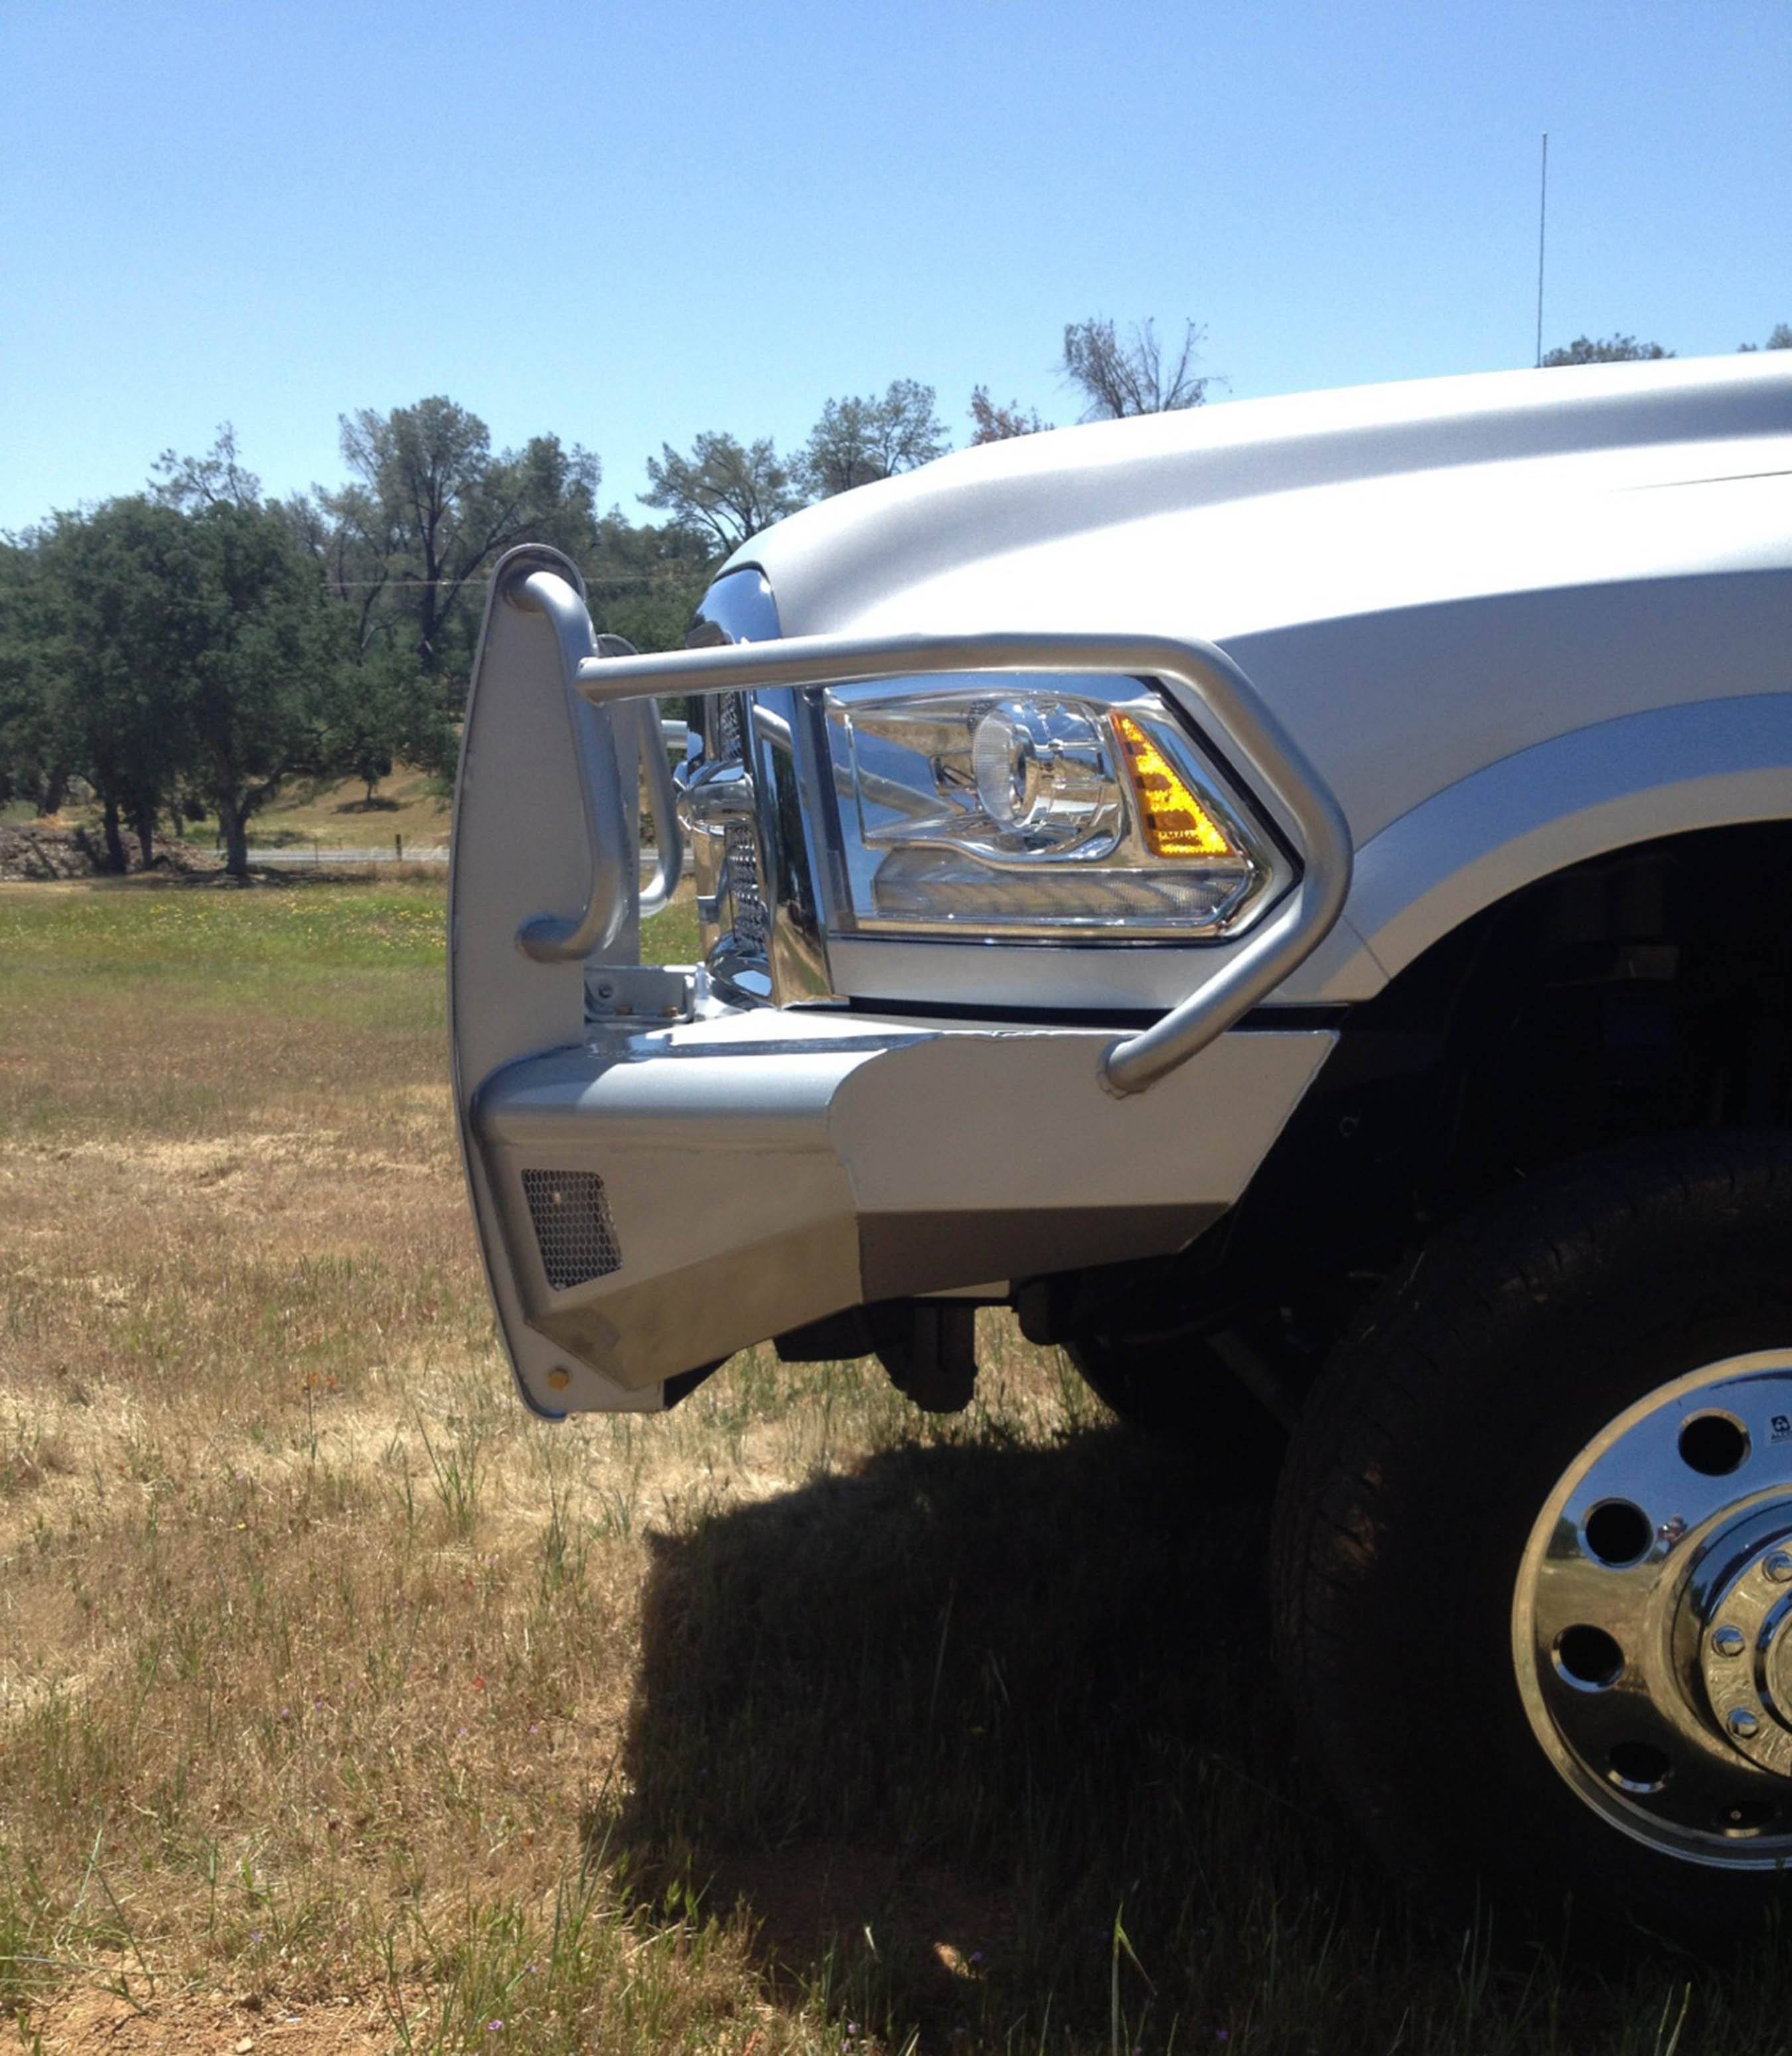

{"left": 820, "top": 674, "right": 1291, "bottom": 940}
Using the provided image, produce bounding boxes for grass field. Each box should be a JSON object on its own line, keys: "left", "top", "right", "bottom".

{"left": 1, "top": 877, "right": 1787, "bottom": 2056}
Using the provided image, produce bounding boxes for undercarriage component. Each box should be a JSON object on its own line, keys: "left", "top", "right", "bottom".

{"left": 869, "top": 1301, "right": 980, "bottom": 1414}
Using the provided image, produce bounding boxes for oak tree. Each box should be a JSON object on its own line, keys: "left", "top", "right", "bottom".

{"left": 1061, "top": 317, "right": 1215, "bottom": 419}
{"left": 640, "top": 432, "right": 800, "bottom": 556}
{"left": 798, "top": 380, "right": 948, "bottom": 496}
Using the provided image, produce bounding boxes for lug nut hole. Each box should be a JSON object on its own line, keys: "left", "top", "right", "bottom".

{"left": 1678, "top": 1410, "right": 1751, "bottom": 1477}
{"left": 1607, "top": 1741, "right": 1673, "bottom": 1794}
{"left": 1556, "top": 1624, "right": 1625, "bottom": 1690}
{"left": 1584, "top": 1499, "right": 1654, "bottom": 1567}
{"left": 1716, "top": 1799, "right": 1775, "bottom": 1836}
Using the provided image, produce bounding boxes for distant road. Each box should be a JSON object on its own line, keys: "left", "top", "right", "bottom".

{"left": 244, "top": 842, "right": 667, "bottom": 872}
{"left": 244, "top": 844, "right": 448, "bottom": 867}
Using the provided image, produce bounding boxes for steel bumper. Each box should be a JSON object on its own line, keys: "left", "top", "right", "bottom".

{"left": 473, "top": 1010, "right": 1335, "bottom": 1412}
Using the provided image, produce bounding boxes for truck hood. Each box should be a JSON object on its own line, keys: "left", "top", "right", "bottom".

{"left": 739, "top": 354, "right": 1792, "bottom": 649}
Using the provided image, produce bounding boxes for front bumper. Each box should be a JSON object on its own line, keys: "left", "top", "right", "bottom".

{"left": 473, "top": 1009, "right": 1334, "bottom": 1409}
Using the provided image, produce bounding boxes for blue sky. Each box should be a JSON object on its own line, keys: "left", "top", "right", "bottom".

{"left": 1, "top": 0, "right": 1786, "bottom": 532}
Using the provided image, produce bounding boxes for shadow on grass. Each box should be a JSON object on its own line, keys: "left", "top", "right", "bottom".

{"left": 602, "top": 1422, "right": 1778, "bottom": 2052}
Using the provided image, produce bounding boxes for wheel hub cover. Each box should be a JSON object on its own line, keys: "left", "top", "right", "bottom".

{"left": 1699, "top": 1538, "right": 1792, "bottom": 1778}
{"left": 1512, "top": 1355, "right": 1792, "bottom": 1868}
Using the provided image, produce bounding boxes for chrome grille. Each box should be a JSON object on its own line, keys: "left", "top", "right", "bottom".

{"left": 521, "top": 1169, "right": 622, "bottom": 1291}
{"left": 725, "top": 819, "right": 770, "bottom": 950}
{"left": 714, "top": 692, "right": 745, "bottom": 760}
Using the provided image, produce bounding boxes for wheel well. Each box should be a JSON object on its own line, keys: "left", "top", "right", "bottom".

{"left": 1039, "top": 821, "right": 1792, "bottom": 1386}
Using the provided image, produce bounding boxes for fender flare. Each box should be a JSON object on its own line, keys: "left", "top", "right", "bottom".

{"left": 1297, "top": 692, "right": 1792, "bottom": 1001}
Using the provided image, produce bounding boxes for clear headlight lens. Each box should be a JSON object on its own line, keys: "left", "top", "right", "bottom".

{"left": 822, "top": 676, "right": 1289, "bottom": 939}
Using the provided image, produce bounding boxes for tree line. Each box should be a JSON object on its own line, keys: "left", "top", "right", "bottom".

{"left": 1, "top": 315, "right": 1783, "bottom": 878}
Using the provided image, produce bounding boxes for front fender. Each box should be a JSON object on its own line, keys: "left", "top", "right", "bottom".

{"left": 1294, "top": 692, "right": 1792, "bottom": 1001}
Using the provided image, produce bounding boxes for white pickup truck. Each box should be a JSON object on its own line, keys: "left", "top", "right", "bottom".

{"left": 450, "top": 353, "right": 1792, "bottom": 1937}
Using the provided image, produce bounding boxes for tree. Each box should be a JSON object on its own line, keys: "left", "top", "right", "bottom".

{"left": 968, "top": 387, "right": 1051, "bottom": 443}
{"left": 797, "top": 380, "right": 948, "bottom": 497}
{"left": 325, "top": 398, "right": 601, "bottom": 682}
{"left": 1739, "top": 323, "right": 1792, "bottom": 352}
{"left": 179, "top": 502, "right": 353, "bottom": 875}
{"left": 33, "top": 492, "right": 352, "bottom": 877}
{"left": 0, "top": 532, "right": 75, "bottom": 816}
{"left": 586, "top": 510, "right": 715, "bottom": 654}
{"left": 640, "top": 433, "right": 800, "bottom": 556}
{"left": 1541, "top": 334, "right": 1674, "bottom": 366}
{"left": 33, "top": 500, "right": 211, "bottom": 870}
{"left": 150, "top": 423, "right": 263, "bottom": 512}
{"left": 1061, "top": 317, "right": 1214, "bottom": 420}
{"left": 319, "top": 640, "right": 446, "bottom": 804}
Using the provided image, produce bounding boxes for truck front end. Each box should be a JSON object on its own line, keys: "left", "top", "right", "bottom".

{"left": 448, "top": 543, "right": 1349, "bottom": 1419}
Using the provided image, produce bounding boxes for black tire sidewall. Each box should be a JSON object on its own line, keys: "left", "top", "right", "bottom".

{"left": 1276, "top": 1134, "right": 1792, "bottom": 1941}
{"left": 1069, "top": 1330, "right": 1287, "bottom": 1481}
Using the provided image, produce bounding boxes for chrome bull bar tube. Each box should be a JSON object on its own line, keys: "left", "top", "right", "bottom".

{"left": 508, "top": 568, "right": 685, "bottom": 960}
{"left": 506, "top": 559, "right": 1353, "bottom": 1094}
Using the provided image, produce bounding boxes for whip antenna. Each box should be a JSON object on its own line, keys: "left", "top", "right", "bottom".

{"left": 1534, "top": 132, "right": 1549, "bottom": 368}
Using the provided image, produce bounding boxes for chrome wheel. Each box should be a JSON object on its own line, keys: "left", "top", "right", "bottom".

{"left": 1513, "top": 1351, "right": 1792, "bottom": 1867}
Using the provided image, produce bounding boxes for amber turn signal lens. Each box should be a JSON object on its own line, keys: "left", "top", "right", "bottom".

{"left": 1112, "top": 713, "right": 1236, "bottom": 859}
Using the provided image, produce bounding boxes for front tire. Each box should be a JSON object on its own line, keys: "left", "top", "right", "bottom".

{"left": 1273, "top": 1132, "right": 1792, "bottom": 1943}
{"left": 1068, "top": 1328, "right": 1288, "bottom": 1485}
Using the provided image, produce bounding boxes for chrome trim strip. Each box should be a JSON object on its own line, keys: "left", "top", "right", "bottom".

{"left": 749, "top": 688, "right": 836, "bottom": 1001}
{"left": 571, "top": 630, "right": 1353, "bottom": 1095}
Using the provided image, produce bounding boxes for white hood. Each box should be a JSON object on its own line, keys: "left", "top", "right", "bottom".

{"left": 739, "top": 355, "right": 1792, "bottom": 846}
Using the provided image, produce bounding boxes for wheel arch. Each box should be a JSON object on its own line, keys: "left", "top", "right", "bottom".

{"left": 1300, "top": 690, "right": 1792, "bottom": 1001}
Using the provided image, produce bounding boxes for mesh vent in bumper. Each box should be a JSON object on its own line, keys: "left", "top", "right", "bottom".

{"left": 521, "top": 1169, "right": 623, "bottom": 1291}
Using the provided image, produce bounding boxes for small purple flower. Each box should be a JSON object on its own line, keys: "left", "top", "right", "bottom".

{"left": 486, "top": 2021, "right": 503, "bottom": 2033}
{"left": 968, "top": 1950, "right": 984, "bottom": 1965}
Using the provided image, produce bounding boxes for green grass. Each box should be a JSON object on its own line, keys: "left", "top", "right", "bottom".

{"left": 1, "top": 876, "right": 1788, "bottom": 2056}
{"left": 0, "top": 873, "right": 692, "bottom": 974}
{"left": 0, "top": 877, "right": 447, "bottom": 972}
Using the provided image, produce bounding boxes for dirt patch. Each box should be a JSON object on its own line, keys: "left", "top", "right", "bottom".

{"left": 36, "top": 1990, "right": 392, "bottom": 2056}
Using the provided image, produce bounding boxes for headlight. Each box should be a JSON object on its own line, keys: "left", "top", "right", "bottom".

{"left": 822, "top": 675, "right": 1290, "bottom": 939}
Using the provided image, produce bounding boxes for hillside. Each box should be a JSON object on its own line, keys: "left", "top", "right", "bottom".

{"left": 185, "top": 762, "right": 451, "bottom": 852}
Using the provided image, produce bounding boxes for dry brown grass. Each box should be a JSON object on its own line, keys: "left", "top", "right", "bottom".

{"left": 4, "top": 878, "right": 1789, "bottom": 2056}
{"left": 177, "top": 765, "right": 451, "bottom": 854}
{"left": 0, "top": 879, "right": 1088, "bottom": 2056}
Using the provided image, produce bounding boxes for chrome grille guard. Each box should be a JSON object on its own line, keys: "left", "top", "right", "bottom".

{"left": 500, "top": 552, "right": 1352, "bottom": 1096}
